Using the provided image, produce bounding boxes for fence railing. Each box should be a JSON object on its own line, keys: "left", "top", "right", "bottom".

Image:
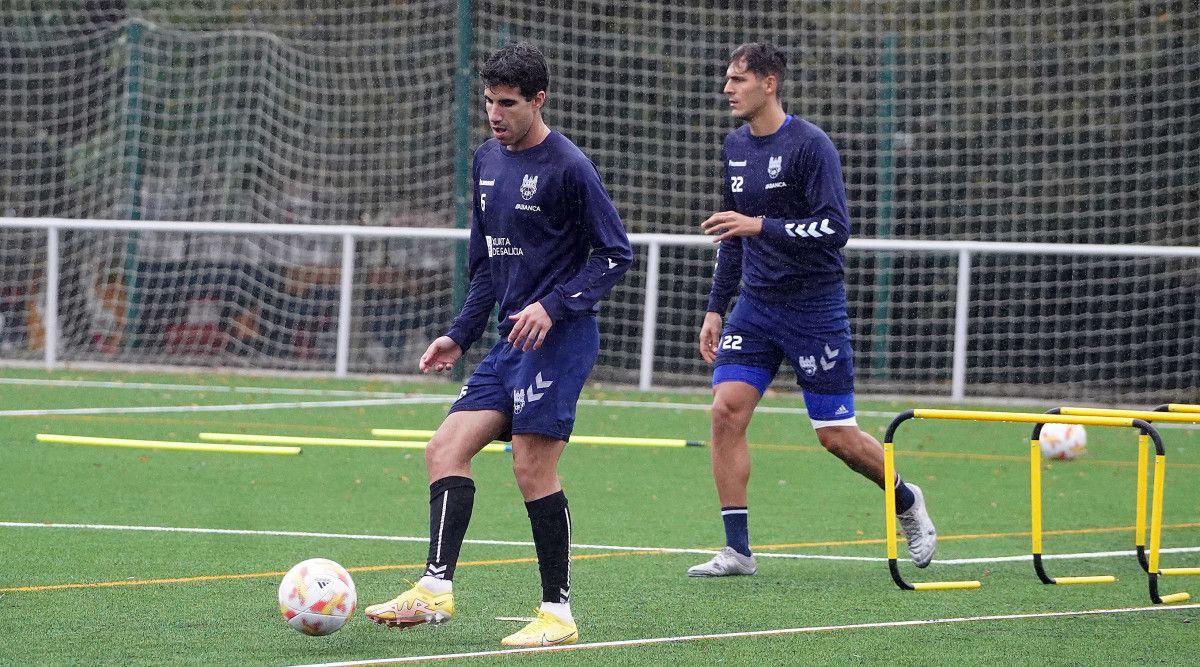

{"left": 4, "top": 217, "right": 1200, "bottom": 400}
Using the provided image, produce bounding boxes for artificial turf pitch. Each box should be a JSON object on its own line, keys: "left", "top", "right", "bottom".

{"left": 2, "top": 368, "right": 1197, "bottom": 665}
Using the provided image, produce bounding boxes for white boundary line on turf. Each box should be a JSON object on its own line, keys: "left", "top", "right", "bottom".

{"left": 0, "top": 521, "right": 874, "bottom": 562}
{"left": 5, "top": 377, "right": 1200, "bottom": 427}
{"left": 0, "top": 397, "right": 452, "bottom": 416}
{"left": 8, "top": 394, "right": 1198, "bottom": 428}
{"left": 286, "top": 603, "right": 1200, "bottom": 667}
{"left": 0, "top": 377, "right": 415, "bottom": 397}
{"left": 3, "top": 521, "right": 1199, "bottom": 566}
{"left": 0, "top": 377, "right": 886, "bottom": 418}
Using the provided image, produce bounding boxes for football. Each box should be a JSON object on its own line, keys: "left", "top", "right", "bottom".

{"left": 1039, "top": 422, "right": 1087, "bottom": 460}
{"left": 278, "top": 558, "right": 357, "bottom": 636}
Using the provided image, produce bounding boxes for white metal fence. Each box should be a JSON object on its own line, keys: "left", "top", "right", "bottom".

{"left": 3, "top": 217, "right": 1199, "bottom": 402}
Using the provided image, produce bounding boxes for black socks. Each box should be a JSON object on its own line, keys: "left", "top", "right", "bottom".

{"left": 526, "top": 490, "right": 572, "bottom": 604}
{"left": 424, "top": 475, "right": 475, "bottom": 581}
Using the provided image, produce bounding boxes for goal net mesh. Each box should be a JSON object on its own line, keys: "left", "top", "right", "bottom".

{"left": 1, "top": 2, "right": 1197, "bottom": 402}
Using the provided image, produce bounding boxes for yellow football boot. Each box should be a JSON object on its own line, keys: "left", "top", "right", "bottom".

{"left": 364, "top": 583, "right": 454, "bottom": 629}
{"left": 500, "top": 609, "right": 579, "bottom": 647}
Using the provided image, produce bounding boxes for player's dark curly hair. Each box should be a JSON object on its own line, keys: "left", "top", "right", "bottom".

{"left": 480, "top": 42, "right": 549, "bottom": 101}
{"left": 729, "top": 42, "right": 786, "bottom": 83}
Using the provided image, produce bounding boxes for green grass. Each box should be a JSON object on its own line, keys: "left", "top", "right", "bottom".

{"left": 2, "top": 367, "right": 1198, "bottom": 665}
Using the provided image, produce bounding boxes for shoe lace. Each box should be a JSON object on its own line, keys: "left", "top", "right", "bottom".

{"left": 386, "top": 578, "right": 426, "bottom": 606}
{"left": 515, "top": 610, "right": 551, "bottom": 633}
{"left": 721, "top": 546, "right": 751, "bottom": 562}
{"left": 900, "top": 510, "right": 927, "bottom": 544}
{"left": 535, "top": 608, "right": 570, "bottom": 625}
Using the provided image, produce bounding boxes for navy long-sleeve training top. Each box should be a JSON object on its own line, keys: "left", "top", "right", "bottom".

{"left": 706, "top": 115, "right": 850, "bottom": 328}
{"left": 445, "top": 131, "right": 633, "bottom": 352}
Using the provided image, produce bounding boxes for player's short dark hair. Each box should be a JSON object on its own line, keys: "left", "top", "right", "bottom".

{"left": 480, "top": 42, "right": 549, "bottom": 101}
{"left": 729, "top": 42, "right": 786, "bottom": 83}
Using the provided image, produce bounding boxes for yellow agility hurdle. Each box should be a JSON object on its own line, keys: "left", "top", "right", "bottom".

{"left": 1054, "top": 404, "right": 1200, "bottom": 579}
{"left": 883, "top": 408, "right": 1189, "bottom": 605}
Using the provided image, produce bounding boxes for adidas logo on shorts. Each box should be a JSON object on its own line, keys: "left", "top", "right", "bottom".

{"left": 835, "top": 405, "right": 849, "bottom": 416}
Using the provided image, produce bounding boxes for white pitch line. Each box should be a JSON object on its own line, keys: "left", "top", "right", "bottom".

{"left": 0, "top": 521, "right": 829, "bottom": 559}
{"left": 287, "top": 603, "right": 1200, "bottom": 667}
{"left": 8, "top": 393, "right": 1199, "bottom": 431}
{"left": 0, "top": 397, "right": 452, "bottom": 417}
{"left": 6, "top": 377, "right": 1200, "bottom": 427}
{"left": 0, "top": 377, "right": 418, "bottom": 398}
{"left": 3, "top": 521, "right": 1198, "bottom": 567}
{"left": 0, "top": 377, "right": 886, "bottom": 418}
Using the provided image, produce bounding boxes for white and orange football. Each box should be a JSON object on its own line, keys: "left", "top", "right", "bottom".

{"left": 278, "top": 558, "right": 357, "bottom": 636}
{"left": 1039, "top": 423, "right": 1087, "bottom": 460}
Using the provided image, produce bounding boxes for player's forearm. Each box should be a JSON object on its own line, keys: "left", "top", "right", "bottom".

{"left": 541, "top": 188, "right": 633, "bottom": 320}
{"left": 445, "top": 313, "right": 489, "bottom": 353}
{"left": 758, "top": 208, "right": 849, "bottom": 249}
{"left": 444, "top": 276, "right": 495, "bottom": 352}
{"left": 705, "top": 285, "right": 739, "bottom": 315}
{"left": 705, "top": 240, "right": 742, "bottom": 314}
{"left": 540, "top": 247, "right": 633, "bottom": 321}
{"left": 706, "top": 256, "right": 741, "bottom": 313}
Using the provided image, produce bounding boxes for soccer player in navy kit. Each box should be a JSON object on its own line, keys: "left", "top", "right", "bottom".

{"left": 688, "top": 43, "right": 937, "bottom": 577}
{"left": 365, "top": 42, "right": 632, "bottom": 646}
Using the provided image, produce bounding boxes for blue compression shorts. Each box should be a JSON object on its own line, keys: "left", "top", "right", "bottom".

{"left": 712, "top": 293, "right": 857, "bottom": 423}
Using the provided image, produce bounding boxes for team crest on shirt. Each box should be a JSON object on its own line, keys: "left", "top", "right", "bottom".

{"left": 767, "top": 155, "right": 783, "bottom": 179}
{"left": 512, "top": 387, "right": 526, "bottom": 414}
{"left": 520, "top": 174, "right": 539, "bottom": 200}
{"left": 798, "top": 355, "right": 817, "bottom": 377}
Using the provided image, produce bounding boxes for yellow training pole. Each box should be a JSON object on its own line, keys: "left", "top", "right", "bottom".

{"left": 371, "top": 429, "right": 703, "bottom": 448}
{"left": 569, "top": 435, "right": 702, "bottom": 447}
{"left": 199, "top": 432, "right": 510, "bottom": 453}
{"left": 1161, "top": 567, "right": 1200, "bottom": 576}
{"left": 202, "top": 432, "right": 426, "bottom": 447}
{"left": 910, "top": 581, "right": 984, "bottom": 591}
{"left": 1059, "top": 406, "right": 1200, "bottom": 424}
{"left": 1148, "top": 454, "right": 1167, "bottom": 575}
{"left": 1164, "top": 404, "right": 1200, "bottom": 413}
{"left": 371, "top": 429, "right": 436, "bottom": 439}
{"left": 37, "top": 434, "right": 300, "bottom": 456}
{"left": 1030, "top": 439, "right": 1044, "bottom": 558}
{"left": 912, "top": 409, "right": 1135, "bottom": 428}
{"left": 884, "top": 441, "right": 899, "bottom": 563}
{"left": 1148, "top": 453, "right": 1191, "bottom": 603}
{"left": 1136, "top": 433, "right": 1150, "bottom": 567}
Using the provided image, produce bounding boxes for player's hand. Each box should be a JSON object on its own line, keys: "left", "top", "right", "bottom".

{"left": 701, "top": 211, "right": 763, "bottom": 243}
{"left": 699, "top": 311, "right": 723, "bottom": 365}
{"left": 507, "top": 302, "right": 553, "bottom": 352}
{"left": 419, "top": 336, "right": 462, "bottom": 373}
